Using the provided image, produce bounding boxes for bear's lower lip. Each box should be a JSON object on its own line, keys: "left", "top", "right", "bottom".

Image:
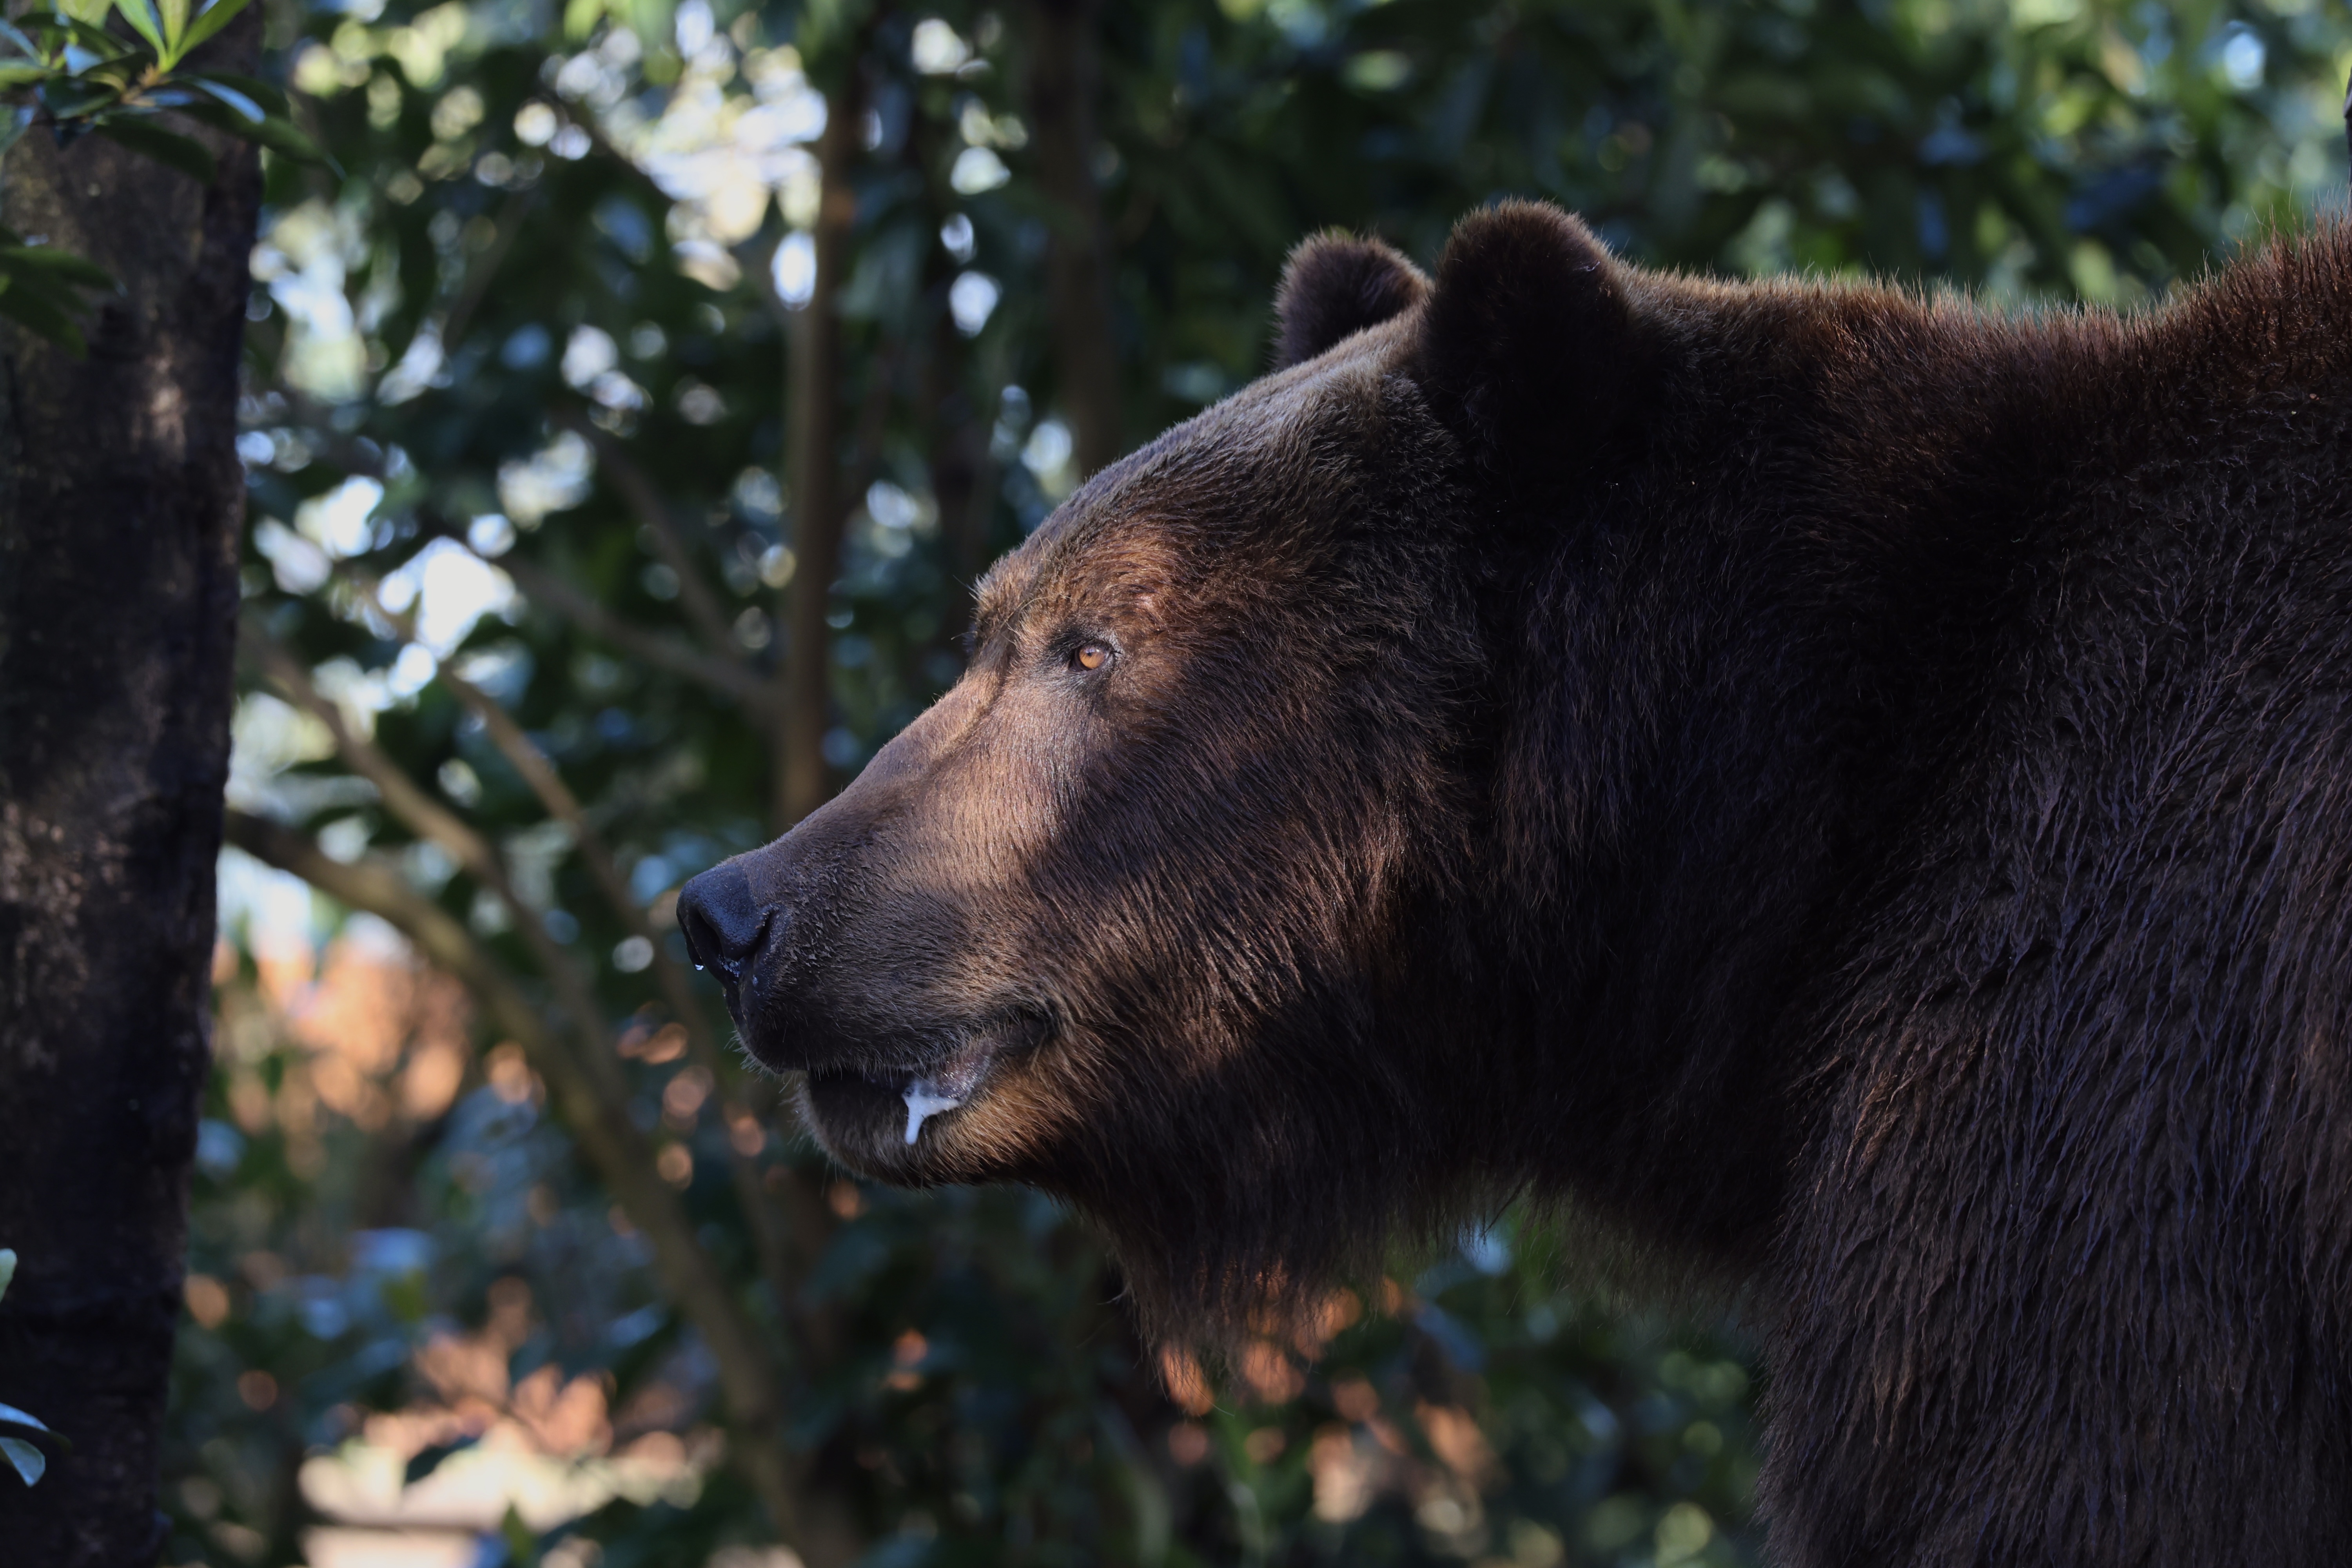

{"left": 798, "top": 1013, "right": 1045, "bottom": 1156}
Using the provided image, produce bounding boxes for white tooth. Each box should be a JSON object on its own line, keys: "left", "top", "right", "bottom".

{"left": 901, "top": 1080, "right": 964, "bottom": 1145}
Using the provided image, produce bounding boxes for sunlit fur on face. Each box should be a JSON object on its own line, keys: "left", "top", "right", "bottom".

{"left": 720, "top": 318, "right": 1491, "bottom": 1342}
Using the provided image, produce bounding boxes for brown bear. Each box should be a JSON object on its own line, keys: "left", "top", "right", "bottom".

{"left": 679, "top": 200, "right": 2352, "bottom": 1566}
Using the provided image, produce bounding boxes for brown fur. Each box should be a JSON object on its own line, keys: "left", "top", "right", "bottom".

{"left": 683, "top": 202, "right": 2352, "bottom": 1564}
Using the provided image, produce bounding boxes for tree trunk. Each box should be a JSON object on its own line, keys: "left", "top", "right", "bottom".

{"left": 1022, "top": 0, "right": 1123, "bottom": 479}
{"left": 0, "top": 100, "right": 260, "bottom": 1566}
{"left": 916, "top": 97, "right": 991, "bottom": 655}
{"left": 778, "top": 61, "right": 866, "bottom": 831}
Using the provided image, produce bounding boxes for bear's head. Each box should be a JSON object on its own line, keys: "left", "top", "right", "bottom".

{"left": 679, "top": 202, "right": 1649, "bottom": 1339}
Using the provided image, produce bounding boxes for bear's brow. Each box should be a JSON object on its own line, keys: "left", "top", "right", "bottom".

{"left": 968, "top": 560, "right": 1028, "bottom": 650}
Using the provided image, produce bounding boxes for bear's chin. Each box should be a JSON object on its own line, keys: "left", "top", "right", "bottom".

{"left": 752, "top": 998, "right": 1050, "bottom": 1170}
{"left": 789, "top": 1020, "right": 1045, "bottom": 1179}
{"left": 793, "top": 1068, "right": 1006, "bottom": 1180}
{"left": 794, "top": 1070, "right": 926, "bottom": 1169}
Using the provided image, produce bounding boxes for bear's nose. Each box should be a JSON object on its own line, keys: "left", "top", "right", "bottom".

{"left": 677, "top": 863, "right": 769, "bottom": 1015}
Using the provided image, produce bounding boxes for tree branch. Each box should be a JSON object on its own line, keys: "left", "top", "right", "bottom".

{"left": 431, "top": 657, "right": 804, "bottom": 1321}
{"left": 324, "top": 547, "right": 825, "bottom": 1357}
{"left": 555, "top": 409, "right": 747, "bottom": 664}
{"left": 220, "top": 808, "right": 826, "bottom": 1555}
{"left": 473, "top": 538, "right": 777, "bottom": 714}
{"left": 238, "top": 631, "right": 848, "bottom": 1552}
{"left": 439, "top": 185, "right": 536, "bottom": 357}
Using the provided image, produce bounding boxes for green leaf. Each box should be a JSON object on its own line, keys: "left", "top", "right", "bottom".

{"left": 154, "top": 0, "right": 188, "bottom": 55}
{"left": 172, "top": 100, "right": 334, "bottom": 169}
{"left": 191, "top": 69, "right": 283, "bottom": 115}
{"left": 16, "top": 9, "right": 118, "bottom": 48}
{"left": 0, "top": 1437, "right": 44, "bottom": 1486}
{"left": 0, "top": 63, "right": 51, "bottom": 85}
{"left": 60, "top": 15, "right": 132, "bottom": 56}
{"left": 499, "top": 1503, "right": 538, "bottom": 1567}
{"left": 0, "top": 274, "right": 91, "bottom": 355}
{"left": 168, "top": 97, "right": 265, "bottom": 144}
{"left": 247, "top": 113, "right": 333, "bottom": 170}
{"left": 91, "top": 118, "right": 214, "bottom": 183}
{"left": 186, "top": 76, "right": 260, "bottom": 121}
{"left": 40, "top": 76, "right": 120, "bottom": 122}
{"left": 0, "top": 246, "right": 114, "bottom": 289}
{"left": 52, "top": 0, "right": 107, "bottom": 25}
{"left": 107, "top": 0, "right": 164, "bottom": 60}
{"left": 0, "top": 1250, "right": 14, "bottom": 1303}
{"left": 172, "top": 0, "right": 250, "bottom": 63}
{"left": 0, "top": 1403, "right": 50, "bottom": 1435}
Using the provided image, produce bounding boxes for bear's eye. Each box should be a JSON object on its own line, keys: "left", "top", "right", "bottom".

{"left": 1073, "top": 642, "right": 1112, "bottom": 672}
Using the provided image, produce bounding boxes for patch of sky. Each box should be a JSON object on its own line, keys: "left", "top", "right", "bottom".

{"left": 215, "top": 845, "right": 318, "bottom": 948}
{"left": 196, "top": 1119, "right": 246, "bottom": 1176}
{"left": 497, "top": 430, "right": 594, "bottom": 526}
{"left": 387, "top": 643, "right": 437, "bottom": 698}
{"left": 939, "top": 212, "right": 976, "bottom": 262}
{"left": 1022, "top": 418, "right": 1073, "bottom": 494}
{"left": 948, "top": 270, "right": 999, "bottom": 334}
{"left": 501, "top": 323, "right": 552, "bottom": 370}
{"left": 561, "top": 324, "right": 619, "bottom": 386}
{"left": 298, "top": 475, "right": 385, "bottom": 558}
{"left": 731, "top": 466, "right": 783, "bottom": 523}
{"left": 1161, "top": 361, "right": 1229, "bottom": 405}
{"left": 2219, "top": 23, "right": 2263, "bottom": 89}
{"left": 674, "top": 0, "right": 713, "bottom": 56}
{"left": 867, "top": 480, "right": 927, "bottom": 532}
{"left": 452, "top": 642, "right": 532, "bottom": 705}
{"left": 772, "top": 231, "right": 816, "bottom": 307}
{"left": 380, "top": 538, "right": 516, "bottom": 655}
{"left": 254, "top": 519, "right": 332, "bottom": 595}
{"left": 911, "top": 18, "right": 971, "bottom": 75}
{"left": 467, "top": 513, "right": 516, "bottom": 557}
{"left": 1460, "top": 1223, "right": 1512, "bottom": 1276}
{"left": 376, "top": 323, "right": 445, "bottom": 404}
{"left": 351, "top": 1229, "right": 433, "bottom": 1277}
{"left": 950, "top": 146, "right": 1009, "bottom": 194}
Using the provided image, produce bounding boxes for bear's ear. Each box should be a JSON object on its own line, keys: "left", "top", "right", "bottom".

{"left": 1413, "top": 200, "right": 1640, "bottom": 472}
{"left": 1272, "top": 232, "right": 1430, "bottom": 370}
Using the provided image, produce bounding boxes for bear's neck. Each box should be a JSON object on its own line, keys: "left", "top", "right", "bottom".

{"left": 1445, "top": 283, "right": 2156, "bottom": 1281}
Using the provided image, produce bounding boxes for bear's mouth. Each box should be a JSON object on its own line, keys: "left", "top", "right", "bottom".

{"left": 799, "top": 1012, "right": 1047, "bottom": 1153}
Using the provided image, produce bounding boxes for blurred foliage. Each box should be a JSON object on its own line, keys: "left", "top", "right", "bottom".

{"left": 174, "top": 0, "right": 2349, "bottom": 1564}
{"left": 0, "top": 0, "right": 328, "bottom": 351}
{"left": 0, "top": 1248, "right": 63, "bottom": 1487}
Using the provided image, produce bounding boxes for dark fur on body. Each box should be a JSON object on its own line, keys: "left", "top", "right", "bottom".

{"left": 680, "top": 203, "right": 2352, "bottom": 1564}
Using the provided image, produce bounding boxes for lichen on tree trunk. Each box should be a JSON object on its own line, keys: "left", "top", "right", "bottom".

{"left": 0, "top": 88, "right": 260, "bottom": 1567}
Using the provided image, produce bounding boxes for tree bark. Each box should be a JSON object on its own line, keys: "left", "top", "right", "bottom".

{"left": 1022, "top": 0, "right": 1123, "bottom": 479}
{"left": 0, "top": 94, "right": 260, "bottom": 1567}
{"left": 778, "top": 60, "right": 866, "bottom": 831}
